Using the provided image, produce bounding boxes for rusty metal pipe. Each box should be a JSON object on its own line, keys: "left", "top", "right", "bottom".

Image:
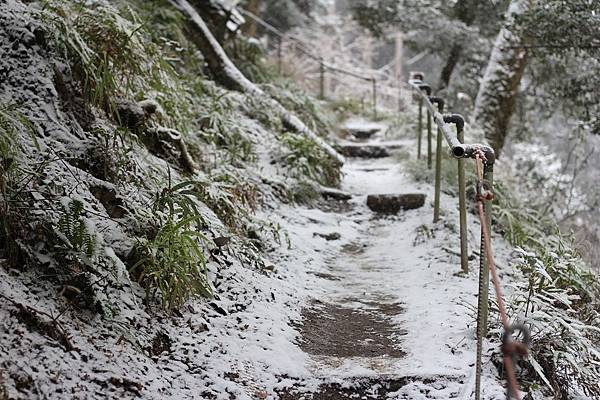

{"left": 417, "top": 83, "right": 432, "bottom": 96}
{"left": 445, "top": 114, "right": 469, "bottom": 274}
{"left": 433, "top": 98, "right": 444, "bottom": 223}
{"left": 408, "top": 80, "right": 496, "bottom": 165}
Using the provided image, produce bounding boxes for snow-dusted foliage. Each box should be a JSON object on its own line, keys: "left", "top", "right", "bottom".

{"left": 1, "top": 0, "right": 599, "bottom": 399}
{"left": 169, "top": 0, "right": 344, "bottom": 164}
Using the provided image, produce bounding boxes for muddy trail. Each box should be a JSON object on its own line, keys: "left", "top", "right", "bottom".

{"left": 278, "top": 123, "right": 471, "bottom": 399}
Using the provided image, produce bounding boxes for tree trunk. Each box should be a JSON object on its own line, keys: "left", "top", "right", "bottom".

{"left": 473, "top": 0, "right": 528, "bottom": 158}
{"left": 241, "top": 0, "right": 261, "bottom": 37}
{"left": 437, "top": 0, "right": 477, "bottom": 90}
{"left": 438, "top": 44, "right": 462, "bottom": 90}
{"left": 168, "top": 0, "right": 344, "bottom": 164}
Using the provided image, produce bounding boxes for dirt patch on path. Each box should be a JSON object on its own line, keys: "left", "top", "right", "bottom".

{"left": 296, "top": 299, "right": 405, "bottom": 358}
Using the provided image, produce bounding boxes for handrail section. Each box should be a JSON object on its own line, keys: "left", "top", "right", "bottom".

{"left": 408, "top": 72, "right": 496, "bottom": 400}
{"left": 408, "top": 79, "right": 495, "bottom": 163}
{"left": 408, "top": 73, "right": 528, "bottom": 400}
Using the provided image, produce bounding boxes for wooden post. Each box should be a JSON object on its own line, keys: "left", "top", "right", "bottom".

{"left": 395, "top": 32, "right": 404, "bottom": 112}
{"left": 394, "top": 32, "right": 403, "bottom": 82}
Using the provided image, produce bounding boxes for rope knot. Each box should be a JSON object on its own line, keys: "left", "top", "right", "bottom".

{"left": 476, "top": 180, "right": 494, "bottom": 201}
{"left": 502, "top": 324, "right": 531, "bottom": 358}
{"left": 501, "top": 324, "right": 531, "bottom": 399}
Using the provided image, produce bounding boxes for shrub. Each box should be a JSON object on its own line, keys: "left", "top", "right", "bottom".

{"left": 0, "top": 104, "right": 36, "bottom": 263}
{"left": 225, "top": 36, "right": 277, "bottom": 84}
{"left": 134, "top": 215, "right": 211, "bottom": 311}
{"left": 328, "top": 97, "right": 364, "bottom": 120}
{"left": 41, "top": 0, "right": 198, "bottom": 133}
{"left": 54, "top": 199, "right": 96, "bottom": 265}
{"left": 280, "top": 133, "right": 341, "bottom": 187}
{"left": 133, "top": 178, "right": 211, "bottom": 310}
{"left": 263, "top": 80, "right": 335, "bottom": 136}
{"left": 195, "top": 169, "right": 259, "bottom": 232}
{"left": 41, "top": 0, "right": 145, "bottom": 113}
{"left": 198, "top": 83, "right": 257, "bottom": 163}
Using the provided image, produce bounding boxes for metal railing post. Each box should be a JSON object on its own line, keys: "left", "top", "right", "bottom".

{"left": 475, "top": 162, "right": 493, "bottom": 400}
{"left": 433, "top": 100, "right": 444, "bottom": 223}
{"left": 416, "top": 83, "right": 431, "bottom": 160}
{"left": 427, "top": 110, "right": 432, "bottom": 168}
{"left": 407, "top": 77, "right": 501, "bottom": 399}
{"left": 417, "top": 98, "right": 423, "bottom": 159}
{"left": 458, "top": 129, "right": 468, "bottom": 273}
{"left": 443, "top": 114, "right": 468, "bottom": 273}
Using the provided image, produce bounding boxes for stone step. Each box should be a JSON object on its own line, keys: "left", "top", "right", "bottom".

{"left": 366, "top": 193, "right": 426, "bottom": 214}
{"left": 338, "top": 144, "right": 390, "bottom": 158}
{"left": 319, "top": 185, "right": 352, "bottom": 201}
{"left": 346, "top": 127, "right": 381, "bottom": 140}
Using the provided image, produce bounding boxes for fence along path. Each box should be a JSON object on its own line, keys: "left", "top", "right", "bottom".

{"left": 408, "top": 73, "right": 529, "bottom": 400}
{"left": 240, "top": 8, "right": 530, "bottom": 399}
{"left": 239, "top": 8, "right": 407, "bottom": 117}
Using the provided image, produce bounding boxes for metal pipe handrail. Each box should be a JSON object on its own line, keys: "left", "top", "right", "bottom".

{"left": 241, "top": 7, "right": 413, "bottom": 115}
{"left": 408, "top": 79, "right": 496, "bottom": 164}
{"left": 322, "top": 63, "right": 375, "bottom": 82}
{"left": 409, "top": 73, "right": 504, "bottom": 400}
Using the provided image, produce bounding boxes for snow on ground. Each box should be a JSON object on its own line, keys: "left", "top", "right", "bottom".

{"left": 0, "top": 1, "right": 525, "bottom": 397}
{"left": 0, "top": 116, "right": 523, "bottom": 399}
{"left": 262, "top": 140, "right": 518, "bottom": 398}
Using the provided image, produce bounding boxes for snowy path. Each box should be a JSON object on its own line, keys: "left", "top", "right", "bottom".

{"left": 277, "top": 128, "right": 510, "bottom": 398}
{"left": 0, "top": 118, "right": 513, "bottom": 399}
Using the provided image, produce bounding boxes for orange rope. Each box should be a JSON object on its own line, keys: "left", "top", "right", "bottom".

{"left": 474, "top": 154, "right": 523, "bottom": 399}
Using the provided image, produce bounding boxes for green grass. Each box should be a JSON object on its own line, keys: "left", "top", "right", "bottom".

{"left": 264, "top": 79, "right": 336, "bottom": 136}
{"left": 225, "top": 36, "right": 278, "bottom": 84}
{"left": 0, "top": 104, "right": 37, "bottom": 264}
{"left": 41, "top": 0, "right": 199, "bottom": 134}
{"left": 195, "top": 169, "right": 259, "bottom": 233}
{"left": 41, "top": 0, "right": 144, "bottom": 113}
{"left": 133, "top": 177, "right": 212, "bottom": 310}
{"left": 280, "top": 133, "right": 341, "bottom": 187}
{"left": 196, "top": 82, "right": 257, "bottom": 163}
{"left": 327, "top": 97, "right": 364, "bottom": 121}
{"left": 133, "top": 215, "right": 211, "bottom": 310}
